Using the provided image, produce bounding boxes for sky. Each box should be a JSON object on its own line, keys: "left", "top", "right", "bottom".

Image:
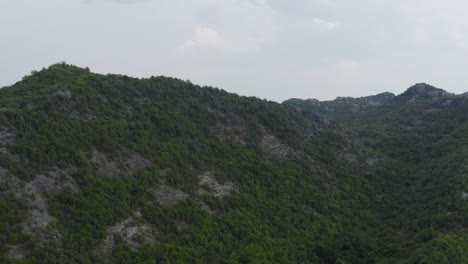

{"left": 1, "top": 0, "right": 468, "bottom": 102}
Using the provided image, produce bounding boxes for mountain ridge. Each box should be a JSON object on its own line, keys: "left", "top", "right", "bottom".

{"left": 283, "top": 83, "right": 466, "bottom": 124}
{"left": 284, "top": 83, "right": 461, "bottom": 108}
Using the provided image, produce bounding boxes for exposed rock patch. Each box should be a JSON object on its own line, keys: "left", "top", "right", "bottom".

{"left": 302, "top": 112, "right": 331, "bottom": 130}
{"left": 407, "top": 97, "right": 417, "bottom": 104}
{"left": 159, "top": 168, "right": 172, "bottom": 177}
{"left": 20, "top": 191, "right": 51, "bottom": 232}
{"left": 0, "top": 166, "right": 9, "bottom": 182}
{"left": 153, "top": 184, "right": 189, "bottom": 207}
{"left": 16, "top": 169, "right": 76, "bottom": 244}
{"left": 442, "top": 99, "right": 453, "bottom": 106}
{"left": 69, "top": 111, "right": 97, "bottom": 121}
{"left": 198, "top": 171, "right": 235, "bottom": 198}
{"left": 0, "top": 129, "right": 15, "bottom": 146}
{"left": 7, "top": 244, "right": 30, "bottom": 260}
{"left": 91, "top": 149, "right": 151, "bottom": 178}
{"left": 101, "top": 210, "right": 156, "bottom": 256}
{"left": 26, "top": 208, "right": 54, "bottom": 231}
{"left": 134, "top": 97, "right": 151, "bottom": 104}
{"left": 290, "top": 111, "right": 335, "bottom": 140}
{"left": 260, "top": 131, "right": 295, "bottom": 160}
{"left": 366, "top": 157, "right": 379, "bottom": 167}
{"left": 28, "top": 169, "right": 78, "bottom": 194}
{"left": 0, "top": 168, "right": 22, "bottom": 197}
{"left": 0, "top": 147, "right": 20, "bottom": 162}
{"left": 55, "top": 89, "right": 72, "bottom": 98}
{"left": 342, "top": 153, "right": 358, "bottom": 163}
{"left": 19, "top": 197, "right": 55, "bottom": 250}
{"left": 2, "top": 167, "right": 76, "bottom": 256}
{"left": 461, "top": 192, "right": 468, "bottom": 201}
{"left": 196, "top": 198, "right": 214, "bottom": 213}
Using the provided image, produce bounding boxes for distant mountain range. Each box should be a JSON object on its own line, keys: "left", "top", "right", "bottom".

{"left": 284, "top": 83, "right": 466, "bottom": 123}
{"left": 1, "top": 64, "right": 467, "bottom": 263}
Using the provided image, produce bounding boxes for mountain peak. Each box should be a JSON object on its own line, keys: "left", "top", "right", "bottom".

{"left": 403, "top": 83, "right": 449, "bottom": 96}
{"left": 395, "top": 83, "right": 451, "bottom": 104}
{"left": 18, "top": 62, "right": 91, "bottom": 86}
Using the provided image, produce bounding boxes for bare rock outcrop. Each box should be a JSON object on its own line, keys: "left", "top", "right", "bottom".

{"left": 27, "top": 169, "right": 78, "bottom": 194}
{"left": 2, "top": 167, "right": 77, "bottom": 257}
{"left": 461, "top": 192, "right": 468, "bottom": 201}
{"left": 55, "top": 89, "right": 72, "bottom": 98}
{"left": 101, "top": 210, "right": 156, "bottom": 256}
{"left": 153, "top": 184, "right": 189, "bottom": 206}
{"left": 260, "top": 131, "right": 295, "bottom": 160}
{"left": 7, "top": 244, "right": 31, "bottom": 261}
{"left": 198, "top": 171, "right": 235, "bottom": 198}
{"left": 19, "top": 169, "right": 77, "bottom": 239}
{"left": 0, "top": 129, "right": 15, "bottom": 146}
{"left": 91, "top": 149, "right": 151, "bottom": 178}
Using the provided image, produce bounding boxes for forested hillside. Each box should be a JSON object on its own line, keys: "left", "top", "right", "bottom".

{"left": 0, "top": 64, "right": 466, "bottom": 263}
{"left": 284, "top": 83, "right": 468, "bottom": 263}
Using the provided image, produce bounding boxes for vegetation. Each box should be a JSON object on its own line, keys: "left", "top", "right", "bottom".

{"left": 0, "top": 64, "right": 466, "bottom": 263}
{"left": 285, "top": 84, "right": 468, "bottom": 263}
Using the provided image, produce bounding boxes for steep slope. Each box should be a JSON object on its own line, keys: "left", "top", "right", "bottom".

{"left": 0, "top": 64, "right": 395, "bottom": 263}
{"left": 284, "top": 84, "right": 468, "bottom": 263}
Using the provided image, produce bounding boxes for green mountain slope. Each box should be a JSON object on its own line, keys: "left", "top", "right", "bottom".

{"left": 0, "top": 64, "right": 466, "bottom": 263}
{"left": 284, "top": 83, "right": 468, "bottom": 263}
{"left": 0, "top": 64, "right": 395, "bottom": 263}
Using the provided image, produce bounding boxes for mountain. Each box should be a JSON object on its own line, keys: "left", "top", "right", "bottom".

{"left": 284, "top": 84, "right": 464, "bottom": 124}
{"left": 392, "top": 83, "right": 453, "bottom": 105}
{"left": 285, "top": 83, "right": 468, "bottom": 262}
{"left": 0, "top": 64, "right": 467, "bottom": 263}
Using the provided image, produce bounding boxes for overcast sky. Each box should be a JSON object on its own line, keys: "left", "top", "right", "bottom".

{"left": 1, "top": 0, "right": 468, "bottom": 102}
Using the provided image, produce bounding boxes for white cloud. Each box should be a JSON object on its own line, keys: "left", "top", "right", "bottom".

{"left": 311, "top": 18, "right": 338, "bottom": 31}
{"left": 177, "top": 0, "right": 278, "bottom": 54}
{"left": 180, "top": 25, "right": 232, "bottom": 52}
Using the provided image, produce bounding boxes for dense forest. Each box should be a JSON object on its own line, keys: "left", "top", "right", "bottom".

{"left": 0, "top": 64, "right": 467, "bottom": 263}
